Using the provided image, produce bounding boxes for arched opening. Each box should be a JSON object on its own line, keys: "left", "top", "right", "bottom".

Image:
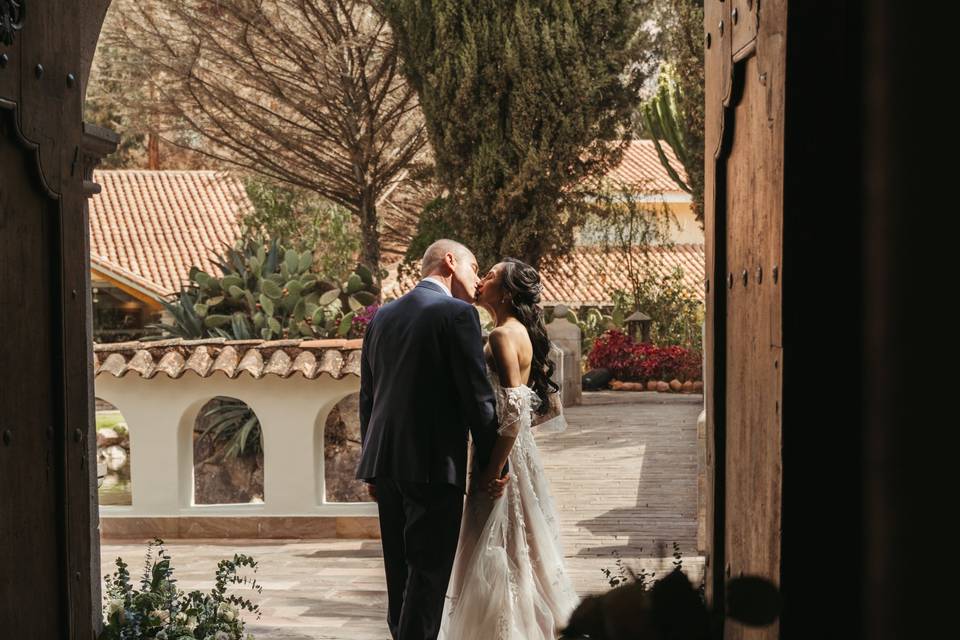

{"left": 317, "top": 392, "right": 370, "bottom": 503}
{"left": 95, "top": 397, "right": 131, "bottom": 506}
{"left": 192, "top": 396, "right": 265, "bottom": 505}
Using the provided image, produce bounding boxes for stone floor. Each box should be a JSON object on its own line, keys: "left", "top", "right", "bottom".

{"left": 100, "top": 391, "right": 705, "bottom": 639}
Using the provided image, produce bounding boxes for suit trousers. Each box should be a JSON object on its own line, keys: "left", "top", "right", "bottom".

{"left": 375, "top": 477, "right": 465, "bottom": 640}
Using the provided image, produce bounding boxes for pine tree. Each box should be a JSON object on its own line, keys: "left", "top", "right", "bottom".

{"left": 382, "top": 0, "right": 656, "bottom": 268}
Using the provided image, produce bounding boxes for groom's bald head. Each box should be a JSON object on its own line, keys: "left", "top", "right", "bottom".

{"left": 421, "top": 239, "right": 473, "bottom": 278}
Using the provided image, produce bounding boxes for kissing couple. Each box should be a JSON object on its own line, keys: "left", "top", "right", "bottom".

{"left": 356, "top": 239, "right": 580, "bottom": 640}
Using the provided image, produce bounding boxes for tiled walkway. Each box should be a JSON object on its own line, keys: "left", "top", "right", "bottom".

{"left": 100, "top": 392, "right": 705, "bottom": 639}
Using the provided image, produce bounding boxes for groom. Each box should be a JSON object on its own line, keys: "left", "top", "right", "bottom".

{"left": 356, "top": 239, "right": 507, "bottom": 640}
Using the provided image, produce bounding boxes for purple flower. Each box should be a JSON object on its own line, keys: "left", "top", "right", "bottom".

{"left": 352, "top": 304, "right": 380, "bottom": 336}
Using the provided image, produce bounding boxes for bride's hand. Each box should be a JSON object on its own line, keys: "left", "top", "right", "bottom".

{"left": 476, "top": 467, "right": 509, "bottom": 500}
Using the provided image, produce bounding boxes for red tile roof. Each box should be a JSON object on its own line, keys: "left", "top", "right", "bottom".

{"left": 89, "top": 142, "right": 691, "bottom": 303}
{"left": 540, "top": 244, "right": 705, "bottom": 307}
{"left": 605, "top": 139, "right": 689, "bottom": 194}
{"left": 93, "top": 337, "right": 362, "bottom": 379}
{"left": 89, "top": 170, "right": 249, "bottom": 296}
{"left": 384, "top": 244, "right": 704, "bottom": 306}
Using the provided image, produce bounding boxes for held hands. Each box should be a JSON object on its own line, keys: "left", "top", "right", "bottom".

{"left": 475, "top": 466, "right": 510, "bottom": 500}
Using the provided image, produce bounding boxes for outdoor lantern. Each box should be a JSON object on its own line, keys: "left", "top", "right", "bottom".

{"left": 625, "top": 310, "right": 652, "bottom": 343}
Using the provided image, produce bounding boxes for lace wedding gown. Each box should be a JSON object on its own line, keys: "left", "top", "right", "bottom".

{"left": 438, "top": 369, "right": 580, "bottom": 640}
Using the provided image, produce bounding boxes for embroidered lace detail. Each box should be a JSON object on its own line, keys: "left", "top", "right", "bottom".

{"left": 495, "top": 384, "right": 540, "bottom": 437}
{"left": 438, "top": 365, "right": 580, "bottom": 640}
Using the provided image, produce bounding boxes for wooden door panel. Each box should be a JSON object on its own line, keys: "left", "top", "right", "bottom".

{"left": 0, "top": 110, "right": 67, "bottom": 636}
{"left": 705, "top": 0, "right": 786, "bottom": 633}
{"left": 721, "top": 51, "right": 784, "bottom": 640}
{"left": 731, "top": 0, "right": 759, "bottom": 59}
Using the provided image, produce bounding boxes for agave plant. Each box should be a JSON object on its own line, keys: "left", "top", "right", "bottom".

{"left": 195, "top": 397, "right": 262, "bottom": 462}
{"left": 147, "top": 236, "right": 380, "bottom": 341}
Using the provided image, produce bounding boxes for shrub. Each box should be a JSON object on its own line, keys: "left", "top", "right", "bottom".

{"left": 588, "top": 329, "right": 702, "bottom": 383}
{"left": 99, "top": 538, "right": 261, "bottom": 640}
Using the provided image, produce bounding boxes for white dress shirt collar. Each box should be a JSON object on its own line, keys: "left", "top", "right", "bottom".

{"left": 422, "top": 276, "right": 452, "bottom": 297}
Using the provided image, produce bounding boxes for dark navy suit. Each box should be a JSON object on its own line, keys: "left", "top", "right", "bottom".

{"left": 356, "top": 279, "right": 500, "bottom": 640}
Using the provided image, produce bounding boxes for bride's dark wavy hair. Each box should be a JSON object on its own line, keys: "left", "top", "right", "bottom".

{"left": 500, "top": 257, "right": 559, "bottom": 415}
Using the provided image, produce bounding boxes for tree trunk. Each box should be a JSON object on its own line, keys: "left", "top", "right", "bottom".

{"left": 147, "top": 132, "right": 160, "bottom": 169}
{"left": 358, "top": 189, "right": 381, "bottom": 288}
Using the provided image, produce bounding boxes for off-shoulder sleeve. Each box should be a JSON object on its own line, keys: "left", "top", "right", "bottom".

{"left": 495, "top": 386, "right": 538, "bottom": 437}
{"left": 532, "top": 391, "right": 567, "bottom": 434}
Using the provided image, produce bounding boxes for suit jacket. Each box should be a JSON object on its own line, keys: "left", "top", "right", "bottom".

{"left": 356, "top": 279, "right": 500, "bottom": 491}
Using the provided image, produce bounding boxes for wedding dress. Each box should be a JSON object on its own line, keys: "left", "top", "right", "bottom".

{"left": 438, "top": 368, "right": 580, "bottom": 640}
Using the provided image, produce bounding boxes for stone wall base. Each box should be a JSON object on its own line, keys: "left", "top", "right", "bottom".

{"left": 99, "top": 516, "right": 381, "bottom": 540}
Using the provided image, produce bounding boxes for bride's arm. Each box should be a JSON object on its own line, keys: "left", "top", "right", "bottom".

{"left": 478, "top": 329, "right": 522, "bottom": 493}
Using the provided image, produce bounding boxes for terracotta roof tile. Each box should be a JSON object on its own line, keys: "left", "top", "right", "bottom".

{"left": 540, "top": 244, "right": 705, "bottom": 307}
{"left": 384, "top": 244, "right": 704, "bottom": 307}
{"left": 89, "top": 144, "right": 689, "bottom": 302}
{"left": 605, "top": 139, "right": 689, "bottom": 193}
{"left": 89, "top": 170, "right": 250, "bottom": 296}
{"left": 93, "top": 338, "right": 361, "bottom": 380}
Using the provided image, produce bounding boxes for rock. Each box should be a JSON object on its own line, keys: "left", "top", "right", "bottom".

{"left": 97, "top": 428, "right": 124, "bottom": 448}
{"left": 657, "top": 381, "right": 670, "bottom": 393}
{"left": 582, "top": 368, "right": 613, "bottom": 391}
{"left": 693, "top": 381, "right": 704, "bottom": 393}
{"left": 194, "top": 453, "right": 264, "bottom": 505}
{"left": 647, "top": 380, "right": 659, "bottom": 391}
{"left": 324, "top": 393, "right": 368, "bottom": 503}
{"left": 682, "top": 380, "right": 695, "bottom": 393}
{"left": 669, "top": 379, "right": 683, "bottom": 392}
{"left": 102, "top": 445, "right": 127, "bottom": 471}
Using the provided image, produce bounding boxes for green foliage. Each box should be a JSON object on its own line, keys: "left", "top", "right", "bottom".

{"left": 382, "top": 0, "right": 657, "bottom": 268}
{"left": 565, "top": 307, "right": 622, "bottom": 364}
{"left": 599, "top": 543, "right": 705, "bottom": 602}
{"left": 611, "top": 265, "right": 704, "bottom": 351}
{"left": 582, "top": 178, "right": 701, "bottom": 350}
{"left": 146, "top": 236, "right": 379, "bottom": 341}
{"left": 645, "top": 0, "right": 705, "bottom": 222}
{"left": 242, "top": 176, "right": 361, "bottom": 282}
{"left": 83, "top": 1, "right": 152, "bottom": 168}
{"left": 196, "top": 397, "right": 262, "bottom": 462}
{"left": 99, "top": 537, "right": 261, "bottom": 640}
{"left": 642, "top": 65, "right": 692, "bottom": 193}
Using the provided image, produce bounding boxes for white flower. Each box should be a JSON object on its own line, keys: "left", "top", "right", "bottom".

{"left": 215, "top": 631, "right": 230, "bottom": 640}
{"left": 217, "top": 602, "right": 238, "bottom": 621}
{"left": 175, "top": 612, "right": 187, "bottom": 624}
{"left": 105, "top": 598, "right": 125, "bottom": 622}
{"left": 186, "top": 615, "right": 198, "bottom": 631}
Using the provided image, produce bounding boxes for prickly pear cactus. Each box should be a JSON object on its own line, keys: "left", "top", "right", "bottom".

{"left": 149, "top": 236, "right": 380, "bottom": 340}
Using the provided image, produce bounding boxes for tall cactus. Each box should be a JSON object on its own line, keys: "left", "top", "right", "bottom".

{"left": 147, "top": 236, "right": 380, "bottom": 340}
{"left": 641, "top": 65, "right": 692, "bottom": 195}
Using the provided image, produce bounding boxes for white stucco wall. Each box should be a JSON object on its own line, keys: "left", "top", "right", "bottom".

{"left": 95, "top": 372, "right": 375, "bottom": 518}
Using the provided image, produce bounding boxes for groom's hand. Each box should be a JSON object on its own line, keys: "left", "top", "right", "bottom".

{"left": 487, "top": 474, "right": 509, "bottom": 500}
{"left": 365, "top": 482, "right": 377, "bottom": 502}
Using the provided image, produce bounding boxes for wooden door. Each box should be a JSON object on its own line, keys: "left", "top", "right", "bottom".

{"left": 704, "top": 1, "right": 785, "bottom": 637}
{"left": 1, "top": 1, "right": 115, "bottom": 636}
{"left": 703, "top": 1, "right": 868, "bottom": 637}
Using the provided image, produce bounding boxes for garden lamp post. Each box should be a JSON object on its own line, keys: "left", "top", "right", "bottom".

{"left": 626, "top": 310, "right": 652, "bottom": 343}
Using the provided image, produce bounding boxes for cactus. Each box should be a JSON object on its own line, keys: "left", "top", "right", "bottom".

{"left": 147, "top": 235, "right": 381, "bottom": 341}
{"left": 641, "top": 64, "right": 692, "bottom": 195}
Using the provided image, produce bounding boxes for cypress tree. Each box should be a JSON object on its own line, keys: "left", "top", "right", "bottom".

{"left": 382, "top": 0, "right": 654, "bottom": 268}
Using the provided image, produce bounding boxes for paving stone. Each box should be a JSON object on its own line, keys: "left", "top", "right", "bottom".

{"left": 101, "top": 391, "right": 705, "bottom": 639}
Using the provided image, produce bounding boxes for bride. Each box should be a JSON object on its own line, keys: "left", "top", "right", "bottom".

{"left": 438, "top": 257, "right": 580, "bottom": 640}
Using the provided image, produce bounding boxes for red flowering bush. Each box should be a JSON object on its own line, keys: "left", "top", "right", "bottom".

{"left": 588, "top": 330, "right": 702, "bottom": 383}
{"left": 587, "top": 330, "right": 636, "bottom": 379}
